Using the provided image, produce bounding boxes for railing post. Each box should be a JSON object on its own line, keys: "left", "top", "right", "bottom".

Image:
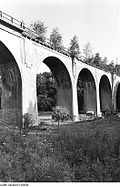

{"left": 11, "top": 17, "right": 13, "bottom": 23}
{"left": 20, "top": 22, "right": 24, "bottom": 29}
{"left": 0, "top": 11, "right": 2, "bottom": 18}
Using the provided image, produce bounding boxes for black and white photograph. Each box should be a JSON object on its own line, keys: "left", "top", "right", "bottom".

{"left": 0, "top": 0, "right": 120, "bottom": 185}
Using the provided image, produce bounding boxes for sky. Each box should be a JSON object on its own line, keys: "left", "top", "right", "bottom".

{"left": 0, "top": 0, "right": 120, "bottom": 70}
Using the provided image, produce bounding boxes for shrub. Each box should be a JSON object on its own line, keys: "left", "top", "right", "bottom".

{"left": 52, "top": 106, "right": 71, "bottom": 127}
{"left": 23, "top": 113, "right": 34, "bottom": 135}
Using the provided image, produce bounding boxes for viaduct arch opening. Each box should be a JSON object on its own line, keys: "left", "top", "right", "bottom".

{"left": 0, "top": 41, "right": 22, "bottom": 125}
{"left": 116, "top": 83, "right": 120, "bottom": 112}
{"left": 99, "top": 75, "right": 112, "bottom": 113}
{"left": 77, "top": 68, "right": 97, "bottom": 115}
{"left": 36, "top": 56, "right": 72, "bottom": 115}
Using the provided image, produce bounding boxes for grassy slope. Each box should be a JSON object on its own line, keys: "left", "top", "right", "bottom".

{"left": 0, "top": 115, "right": 120, "bottom": 181}
{"left": 44, "top": 115, "right": 120, "bottom": 181}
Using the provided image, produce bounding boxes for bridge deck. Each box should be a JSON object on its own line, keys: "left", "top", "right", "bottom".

{"left": 0, "top": 10, "right": 119, "bottom": 77}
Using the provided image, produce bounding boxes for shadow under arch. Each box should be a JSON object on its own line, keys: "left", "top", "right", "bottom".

{"left": 99, "top": 75, "right": 112, "bottom": 113}
{"left": 77, "top": 68, "right": 97, "bottom": 115}
{"left": 39, "top": 56, "right": 73, "bottom": 114}
{"left": 116, "top": 82, "right": 120, "bottom": 112}
{"left": 0, "top": 41, "right": 22, "bottom": 125}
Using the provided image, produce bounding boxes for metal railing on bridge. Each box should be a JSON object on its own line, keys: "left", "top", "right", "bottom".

{"left": 0, "top": 11, "right": 70, "bottom": 57}
{"left": 0, "top": 11, "right": 24, "bottom": 29}
{"left": 0, "top": 10, "right": 119, "bottom": 76}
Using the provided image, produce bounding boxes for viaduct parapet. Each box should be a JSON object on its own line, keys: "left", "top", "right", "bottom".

{"left": 0, "top": 11, "right": 120, "bottom": 124}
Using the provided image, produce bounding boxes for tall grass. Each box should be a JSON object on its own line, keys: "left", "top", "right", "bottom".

{"left": 0, "top": 128, "right": 74, "bottom": 182}
{"left": 50, "top": 115, "right": 120, "bottom": 181}
{"left": 0, "top": 115, "right": 120, "bottom": 181}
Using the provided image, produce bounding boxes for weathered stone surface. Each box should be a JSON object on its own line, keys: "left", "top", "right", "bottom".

{"left": 0, "top": 16, "right": 120, "bottom": 126}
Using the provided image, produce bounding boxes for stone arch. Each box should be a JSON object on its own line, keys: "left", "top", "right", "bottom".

{"left": 77, "top": 68, "right": 97, "bottom": 115}
{"left": 99, "top": 75, "right": 112, "bottom": 113}
{"left": 0, "top": 41, "right": 22, "bottom": 125}
{"left": 37, "top": 56, "right": 72, "bottom": 114}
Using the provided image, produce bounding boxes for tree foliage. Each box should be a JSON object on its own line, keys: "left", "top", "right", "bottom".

{"left": 93, "top": 52, "right": 102, "bottom": 66}
{"left": 50, "top": 27, "right": 64, "bottom": 51}
{"left": 30, "top": 20, "right": 47, "bottom": 42}
{"left": 115, "top": 64, "right": 120, "bottom": 75}
{"left": 68, "top": 35, "right": 80, "bottom": 58}
{"left": 107, "top": 60, "right": 115, "bottom": 72}
{"left": 102, "top": 57, "right": 108, "bottom": 65}
{"left": 83, "top": 42, "right": 93, "bottom": 59}
{"left": 37, "top": 72, "right": 57, "bottom": 112}
{"left": 52, "top": 106, "right": 71, "bottom": 127}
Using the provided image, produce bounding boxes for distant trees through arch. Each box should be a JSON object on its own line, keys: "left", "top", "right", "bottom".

{"left": 99, "top": 75, "right": 112, "bottom": 113}
{"left": 77, "top": 68, "right": 97, "bottom": 115}
{"left": 36, "top": 56, "right": 72, "bottom": 115}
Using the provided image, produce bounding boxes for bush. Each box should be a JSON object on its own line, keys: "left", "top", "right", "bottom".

{"left": 23, "top": 113, "right": 34, "bottom": 135}
{"left": 52, "top": 106, "right": 71, "bottom": 127}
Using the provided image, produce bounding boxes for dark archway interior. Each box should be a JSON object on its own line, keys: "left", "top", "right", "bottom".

{"left": 99, "top": 75, "right": 112, "bottom": 112}
{"left": 40, "top": 56, "right": 72, "bottom": 114}
{"left": 77, "top": 68, "right": 97, "bottom": 114}
{"left": 0, "top": 41, "right": 22, "bottom": 125}
{"left": 116, "top": 83, "right": 120, "bottom": 112}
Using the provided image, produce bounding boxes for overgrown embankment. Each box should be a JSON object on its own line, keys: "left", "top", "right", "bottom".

{"left": 0, "top": 115, "right": 120, "bottom": 181}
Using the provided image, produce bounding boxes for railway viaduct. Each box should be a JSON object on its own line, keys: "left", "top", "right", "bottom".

{"left": 0, "top": 11, "right": 120, "bottom": 125}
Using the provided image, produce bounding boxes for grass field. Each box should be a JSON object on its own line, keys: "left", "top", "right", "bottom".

{"left": 0, "top": 115, "right": 120, "bottom": 181}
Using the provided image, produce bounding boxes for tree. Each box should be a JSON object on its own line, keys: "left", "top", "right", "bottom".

{"left": 99, "top": 57, "right": 108, "bottom": 69}
{"left": 52, "top": 106, "right": 71, "bottom": 128}
{"left": 30, "top": 20, "right": 47, "bottom": 42}
{"left": 93, "top": 53, "right": 101, "bottom": 66}
{"left": 102, "top": 57, "right": 108, "bottom": 65}
{"left": 115, "top": 65, "right": 120, "bottom": 75}
{"left": 115, "top": 57, "right": 119, "bottom": 66}
{"left": 68, "top": 35, "right": 80, "bottom": 58}
{"left": 115, "top": 58, "right": 120, "bottom": 74}
{"left": 107, "top": 60, "right": 115, "bottom": 72}
{"left": 50, "top": 27, "right": 64, "bottom": 51}
{"left": 83, "top": 42, "right": 93, "bottom": 59}
{"left": 37, "top": 72, "right": 57, "bottom": 112}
